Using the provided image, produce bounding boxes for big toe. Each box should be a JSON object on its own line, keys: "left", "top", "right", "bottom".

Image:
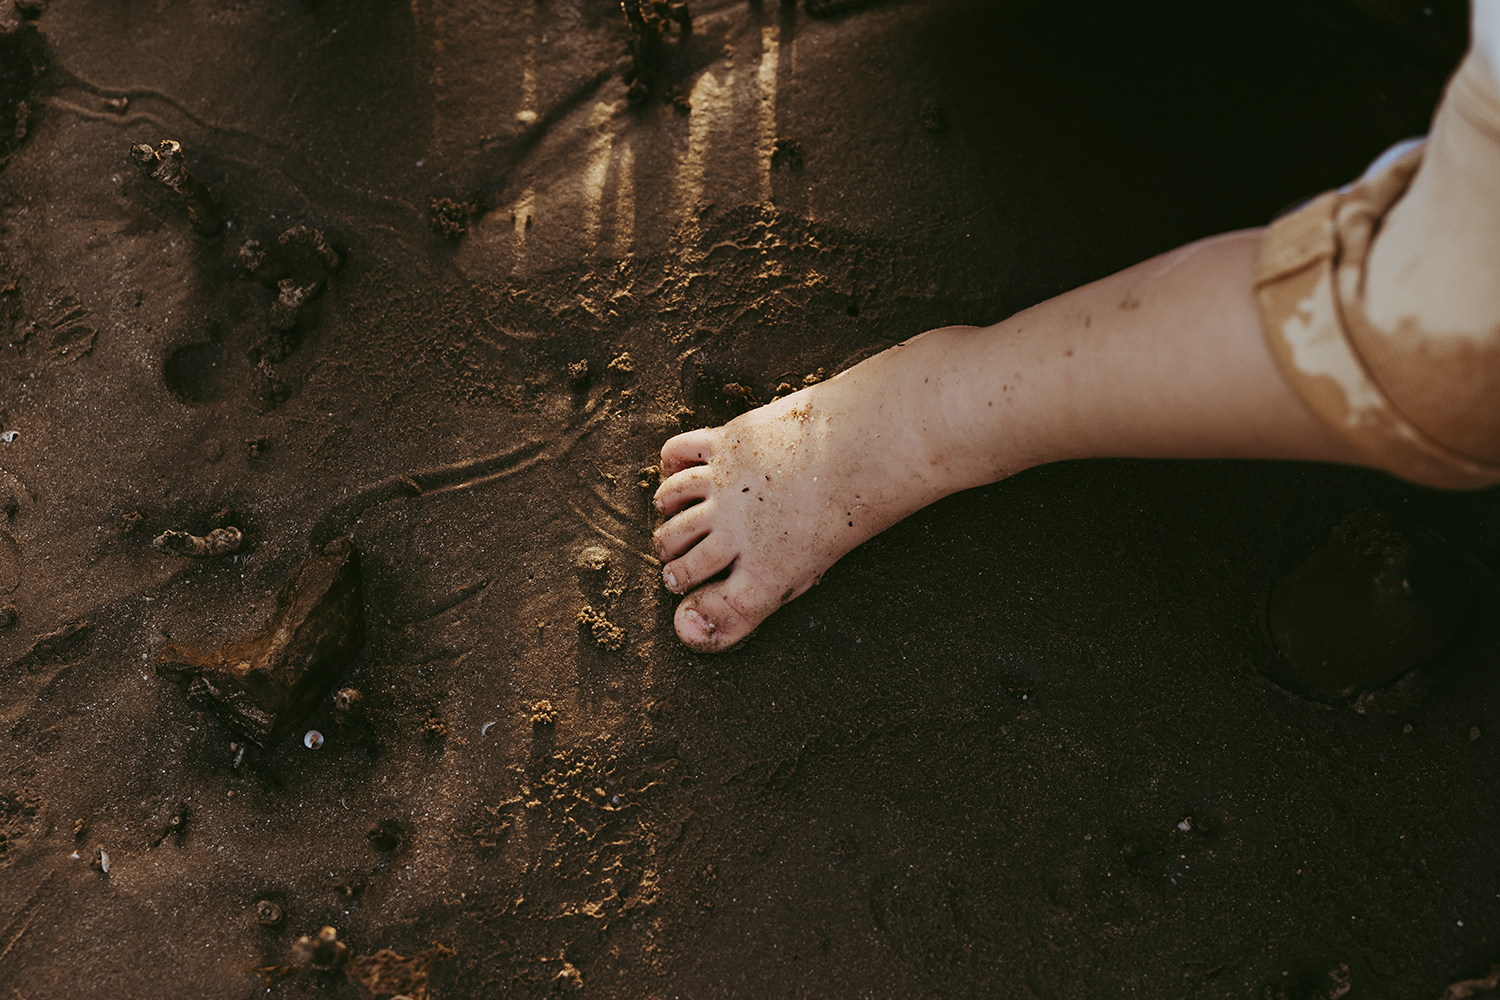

{"left": 673, "top": 570, "right": 808, "bottom": 653}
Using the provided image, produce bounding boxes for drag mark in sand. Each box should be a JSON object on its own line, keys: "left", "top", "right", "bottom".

{"left": 310, "top": 396, "right": 615, "bottom": 548}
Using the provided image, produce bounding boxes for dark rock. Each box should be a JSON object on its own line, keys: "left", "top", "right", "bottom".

{"left": 156, "top": 538, "right": 365, "bottom": 746}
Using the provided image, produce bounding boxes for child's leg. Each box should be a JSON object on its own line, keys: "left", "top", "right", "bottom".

{"left": 654, "top": 231, "right": 1356, "bottom": 652}
{"left": 654, "top": 6, "right": 1500, "bottom": 654}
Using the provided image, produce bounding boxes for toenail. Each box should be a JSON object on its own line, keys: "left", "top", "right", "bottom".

{"left": 664, "top": 568, "right": 678, "bottom": 590}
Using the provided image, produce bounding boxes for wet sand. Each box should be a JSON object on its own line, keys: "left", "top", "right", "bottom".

{"left": 1, "top": 1, "right": 1497, "bottom": 998}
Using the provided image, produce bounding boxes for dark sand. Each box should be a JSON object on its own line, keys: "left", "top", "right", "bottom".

{"left": 1, "top": 1, "right": 1498, "bottom": 997}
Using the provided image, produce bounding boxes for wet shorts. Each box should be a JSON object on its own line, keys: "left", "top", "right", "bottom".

{"left": 1254, "top": 52, "right": 1500, "bottom": 489}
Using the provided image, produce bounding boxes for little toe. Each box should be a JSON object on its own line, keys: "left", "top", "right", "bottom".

{"left": 661, "top": 428, "right": 716, "bottom": 477}
{"left": 662, "top": 531, "right": 737, "bottom": 594}
{"left": 655, "top": 464, "right": 715, "bottom": 516}
{"left": 653, "top": 501, "right": 714, "bottom": 561}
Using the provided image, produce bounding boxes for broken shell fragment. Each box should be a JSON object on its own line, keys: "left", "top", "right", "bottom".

{"left": 156, "top": 538, "right": 365, "bottom": 746}
{"left": 152, "top": 526, "right": 243, "bottom": 558}
{"left": 278, "top": 225, "right": 341, "bottom": 272}
{"left": 255, "top": 900, "right": 283, "bottom": 926}
{"left": 129, "top": 139, "right": 223, "bottom": 236}
{"left": 294, "top": 926, "right": 350, "bottom": 971}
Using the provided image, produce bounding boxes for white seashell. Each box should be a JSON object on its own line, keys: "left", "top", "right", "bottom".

{"left": 304, "top": 730, "right": 324, "bottom": 749}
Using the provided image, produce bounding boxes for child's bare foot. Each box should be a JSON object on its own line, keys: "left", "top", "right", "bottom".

{"left": 653, "top": 231, "right": 1358, "bottom": 652}
{"left": 653, "top": 328, "right": 1015, "bottom": 652}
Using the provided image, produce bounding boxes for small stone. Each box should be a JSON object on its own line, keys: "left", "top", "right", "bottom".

{"left": 294, "top": 926, "right": 350, "bottom": 971}
{"left": 0, "top": 604, "right": 15, "bottom": 629}
{"left": 255, "top": 900, "right": 283, "bottom": 926}
{"left": 1403, "top": 723, "right": 1414, "bottom": 734}
{"left": 1471, "top": 725, "right": 1482, "bottom": 741}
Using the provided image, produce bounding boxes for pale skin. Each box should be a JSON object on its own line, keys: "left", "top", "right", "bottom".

{"left": 652, "top": 229, "right": 1362, "bottom": 652}
{"left": 654, "top": 14, "right": 1498, "bottom": 652}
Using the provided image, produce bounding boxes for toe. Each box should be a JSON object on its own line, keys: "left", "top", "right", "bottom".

{"left": 654, "top": 464, "right": 715, "bottom": 516}
{"left": 662, "top": 530, "right": 737, "bottom": 594}
{"left": 661, "top": 428, "right": 715, "bottom": 477}
{"left": 653, "top": 501, "right": 713, "bottom": 561}
{"left": 672, "top": 565, "right": 799, "bottom": 652}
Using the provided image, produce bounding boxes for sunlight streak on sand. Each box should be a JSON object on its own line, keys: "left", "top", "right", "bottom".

{"left": 613, "top": 140, "right": 636, "bottom": 258}
{"left": 581, "top": 102, "right": 618, "bottom": 253}
{"left": 757, "top": 22, "right": 780, "bottom": 203}
{"left": 675, "top": 68, "right": 731, "bottom": 230}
